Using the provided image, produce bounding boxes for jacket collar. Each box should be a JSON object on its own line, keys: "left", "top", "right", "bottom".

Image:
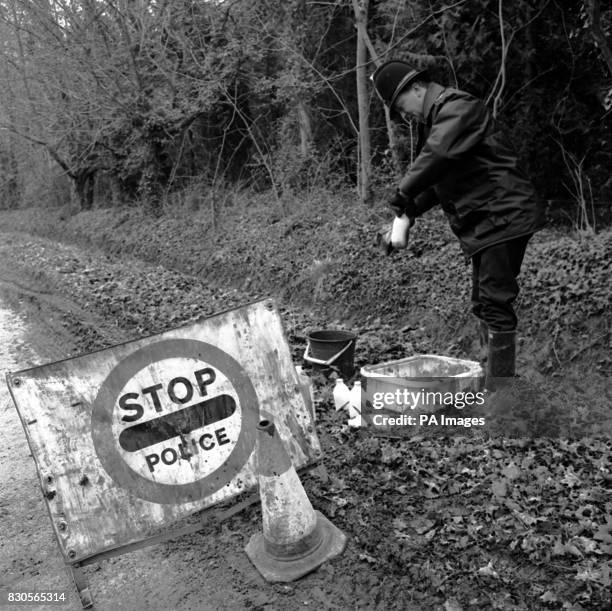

{"left": 422, "top": 82, "right": 446, "bottom": 125}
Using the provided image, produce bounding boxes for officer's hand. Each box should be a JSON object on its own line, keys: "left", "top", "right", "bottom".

{"left": 388, "top": 190, "right": 414, "bottom": 218}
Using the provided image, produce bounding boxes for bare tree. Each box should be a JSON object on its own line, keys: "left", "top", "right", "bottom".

{"left": 352, "top": 0, "right": 372, "bottom": 204}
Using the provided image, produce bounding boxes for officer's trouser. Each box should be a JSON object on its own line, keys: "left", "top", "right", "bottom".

{"left": 471, "top": 235, "right": 532, "bottom": 332}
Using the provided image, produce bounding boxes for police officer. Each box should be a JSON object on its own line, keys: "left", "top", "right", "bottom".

{"left": 371, "top": 60, "right": 545, "bottom": 387}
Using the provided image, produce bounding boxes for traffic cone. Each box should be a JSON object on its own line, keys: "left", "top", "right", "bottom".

{"left": 245, "top": 419, "right": 347, "bottom": 582}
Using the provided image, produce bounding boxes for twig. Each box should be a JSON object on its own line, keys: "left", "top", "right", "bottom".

{"left": 569, "top": 333, "right": 608, "bottom": 361}
{"left": 382, "top": 0, "right": 469, "bottom": 60}
{"left": 587, "top": 0, "right": 612, "bottom": 78}
{"left": 486, "top": 0, "right": 551, "bottom": 113}
{"left": 429, "top": 0, "right": 458, "bottom": 86}
{"left": 552, "top": 330, "right": 562, "bottom": 368}
{"left": 552, "top": 138, "right": 596, "bottom": 233}
{"left": 218, "top": 84, "right": 281, "bottom": 205}
{"left": 245, "top": 16, "right": 359, "bottom": 136}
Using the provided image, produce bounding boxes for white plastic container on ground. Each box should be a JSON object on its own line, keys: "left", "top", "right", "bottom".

{"left": 347, "top": 381, "right": 362, "bottom": 427}
{"left": 332, "top": 379, "right": 352, "bottom": 412}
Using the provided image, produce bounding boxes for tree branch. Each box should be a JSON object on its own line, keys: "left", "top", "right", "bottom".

{"left": 0, "top": 123, "right": 74, "bottom": 177}
{"left": 587, "top": 0, "right": 612, "bottom": 78}
{"left": 486, "top": 0, "right": 550, "bottom": 114}
{"left": 382, "top": 0, "right": 469, "bottom": 60}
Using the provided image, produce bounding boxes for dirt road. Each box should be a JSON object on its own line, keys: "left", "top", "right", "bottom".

{"left": 0, "top": 298, "right": 79, "bottom": 604}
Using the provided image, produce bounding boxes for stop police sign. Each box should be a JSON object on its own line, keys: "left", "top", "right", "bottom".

{"left": 91, "top": 339, "right": 259, "bottom": 504}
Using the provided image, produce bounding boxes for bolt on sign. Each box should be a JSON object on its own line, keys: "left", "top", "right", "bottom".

{"left": 6, "top": 299, "right": 320, "bottom": 563}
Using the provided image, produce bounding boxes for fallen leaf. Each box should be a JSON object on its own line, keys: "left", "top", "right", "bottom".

{"left": 575, "top": 567, "right": 603, "bottom": 583}
{"left": 492, "top": 479, "right": 508, "bottom": 498}
{"left": 409, "top": 516, "right": 435, "bottom": 535}
{"left": 562, "top": 469, "right": 581, "bottom": 487}
{"left": 381, "top": 445, "right": 403, "bottom": 464}
{"left": 329, "top": 475, "right": 346, "bottom": 491}
{"left": 502, "top": 463, "right": 520, "bottom": 480}
{"left": 394, "top": 530, "right": 411, "bottom": 541}
{"left": 334, "top": 496, "right": 348, "bottom": 508}
{"left": 478, "top": 561, "right": 499, "bottom": 578}
{"left": 552, "top": 539, "right": 566, "bottom": 557}
{"left": 444, "top": 597, "right": 463, "bottom": 611}
{"left": 504, "top": 498, "right": 522, "bottom": 512}
{"left": 593, "top": 520, "right": 612, "bottom": 544}
{"left": 573, "top": 536, "right": 598, "bottom": 555}
{"left": 565, "top": 543, "right": 583, "bottom": 557}
{"left": 514, "top": 511, "right": 539, "bottom": 526}
{"left": 423, "top": 481, "right": 440, "bottom": 498}
{"left": 358, "top": 553, "right": 378, "bottom": 564}
{"left": 540, "top": 590, "right": 558, "bottom": 603}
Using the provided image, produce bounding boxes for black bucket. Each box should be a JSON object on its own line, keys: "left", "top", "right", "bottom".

{"left": 304, "top": 330, "right": 357, "bottom": 378}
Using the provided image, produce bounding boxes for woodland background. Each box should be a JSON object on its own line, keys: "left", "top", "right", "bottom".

{"left": 0, "top": 0, "right": 610, "bottom": 225}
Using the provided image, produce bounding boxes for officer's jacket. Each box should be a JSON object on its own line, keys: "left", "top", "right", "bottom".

{"left": 399, "top": 83, "right": 545, "bottom": 256}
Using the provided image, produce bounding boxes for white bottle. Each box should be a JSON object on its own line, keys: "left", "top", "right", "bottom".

{"left": 390, "top": 214, "right": 411, "bottom": 249}
{"left": 349, "top": 381, "right": 362, "bottom": 419}
{"left": 347, "top": 381, "right": 362, "bottom": 427}
{"left": 333, "top": 379, "right": 352, "bottom": 412}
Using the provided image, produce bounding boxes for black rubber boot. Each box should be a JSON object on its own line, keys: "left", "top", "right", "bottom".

{"left": 485, "top": 330, "right": 516, "bottom": 391}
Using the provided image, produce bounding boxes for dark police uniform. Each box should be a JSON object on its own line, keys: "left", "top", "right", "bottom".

{"left": 398, "top": 83, "right": 545, "bottom": 332}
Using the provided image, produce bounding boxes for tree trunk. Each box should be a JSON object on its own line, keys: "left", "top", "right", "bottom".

{"left": 71, "top": 170, "right": 95, "bottom": 211}
{"left": 297, "top": 100, "right": 313, "bottom": 156}
{"left": 353, "top": 0, "right": 372, "bottom": 204}
{"left": 351, "top": 0, "right": 401, "bottom": 177}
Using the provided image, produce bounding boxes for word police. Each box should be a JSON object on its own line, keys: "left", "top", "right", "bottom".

{"left": 145, "top": 428, "right": 231, "bottom": 473}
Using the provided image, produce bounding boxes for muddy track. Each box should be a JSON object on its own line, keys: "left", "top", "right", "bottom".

{"left": 0, "top": 276, "right": 91, "bottom": 317}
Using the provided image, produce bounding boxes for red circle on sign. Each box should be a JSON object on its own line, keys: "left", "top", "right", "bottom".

{"left": 91, "top": 339, "right": 259, "bottom": 504}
